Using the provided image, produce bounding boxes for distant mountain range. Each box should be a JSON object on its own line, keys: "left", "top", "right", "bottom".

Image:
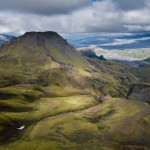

{"left": 62, "top": 32, "right": 150, "bottom": 50}
{"left": 62, "top": 32, "right": 150, "bottom": 62}
{"left": 0, "top": 34, "right": 14, "bottom": 46}
{"left": 1, "top": 32, "right": 150, "bottom": 62}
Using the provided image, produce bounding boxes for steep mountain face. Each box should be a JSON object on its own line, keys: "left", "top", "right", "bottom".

{"left": 131, "top": 65, "right": 150, "bottom": 83}
{"left": 0, "top": 31, "right": 150, "bottom": 150}
{"left": 128, "top": 83, "right": 150, "bottom": 103}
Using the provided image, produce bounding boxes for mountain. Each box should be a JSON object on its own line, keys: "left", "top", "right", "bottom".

{"left": 0, "top": 32, "right": 90, "bottom": 70}
{"left": 0, "top": 34, "right": 14, "bottom": 46}
{"left": 0, "top": 31, "right": 150, "bottom": 150}
{"left": 0, "top": 31, "right": 135, "bottom": 97}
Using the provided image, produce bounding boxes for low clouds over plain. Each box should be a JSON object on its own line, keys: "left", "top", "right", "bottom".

{"left": 0, "top": 0, "right": 150, "bottom": 34}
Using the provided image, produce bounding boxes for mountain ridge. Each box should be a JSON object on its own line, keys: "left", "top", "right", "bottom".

{"left": 0, "top": 31, "right": 91, "bottom": 74}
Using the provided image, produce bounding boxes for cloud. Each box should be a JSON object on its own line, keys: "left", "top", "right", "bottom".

{"left": 124, "top": 25, "right": 150, "bottom": 32}
{"left": 0, "top": 0, "right": 91, "bottom": 15}
{"left": 95, "top": 0, "right": 148, "bottom": 10}
{"left": 112, "top": 0, "right": 146, "bottom": 10}
{"left": 0, "top": 0, "right": 122, "bottom": 33}
{"left": 0, "top": 0, "right": 150, "bottom": 34}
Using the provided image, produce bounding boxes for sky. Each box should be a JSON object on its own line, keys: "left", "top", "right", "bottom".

{"left": 0, "top": 0, "right": 150, "bottom": 34}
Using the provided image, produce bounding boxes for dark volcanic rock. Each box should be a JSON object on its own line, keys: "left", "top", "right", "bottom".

{"left": 128, "top": 83, "right": 150, "bottom": 103}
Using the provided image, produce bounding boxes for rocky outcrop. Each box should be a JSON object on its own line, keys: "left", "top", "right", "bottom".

{"left": 127, "top": 83, "right": 150, "bottom": 104}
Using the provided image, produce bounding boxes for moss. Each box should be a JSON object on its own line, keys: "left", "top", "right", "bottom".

{"left": 0, "top": 86, "right": 44, "bottom": 101}
{"left": 1, "top": 97, "right": 150, "bottom": 149}
{"left": 131, "top": 66, "right": 150, "bottom": 83}
{"left": 0, "top": 70, "right": 40, "bottom": 87}
{"left": 101, "top": 84, "right": 128, "bottom": 97}
{"left": 2, "top": 140, "right": 76, "bottom": 150}
{"left": 0, "top": 100, "right": 33, "bottom": 112}
{"left": 0, "top": 125, "right": 6, "bottom": 133}
{"left": 0, "top": 95, "right": 97, "bottom": 129}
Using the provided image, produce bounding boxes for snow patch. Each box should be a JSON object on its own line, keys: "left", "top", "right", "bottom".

{"left": 17, "top": 125, "right": 25, "bottom": 130}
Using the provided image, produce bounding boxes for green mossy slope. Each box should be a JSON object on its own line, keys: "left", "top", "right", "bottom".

{"left": 0, "top": 31, "right": 149, "bottom": 150}
{"left": 1, "top": 97, "right": 150, "bottom": 150}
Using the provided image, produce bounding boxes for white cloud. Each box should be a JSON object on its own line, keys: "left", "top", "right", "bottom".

{"left": 122, "top": 8, "right": 150, "bottom": 24}
{"left": 124, "top": 25, "right": 150, "bottom": 32}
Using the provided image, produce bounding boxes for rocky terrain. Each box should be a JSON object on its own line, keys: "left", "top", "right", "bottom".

{"left": 0, "top": 31, "right": 150, "bottom": 150}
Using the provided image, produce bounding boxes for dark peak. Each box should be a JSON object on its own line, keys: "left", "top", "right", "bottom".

{"left": 22, "top": 31, "right": 61, "bottom": 39}
{"left": 0, "top": 31, "right": 67, "bottom": 49}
